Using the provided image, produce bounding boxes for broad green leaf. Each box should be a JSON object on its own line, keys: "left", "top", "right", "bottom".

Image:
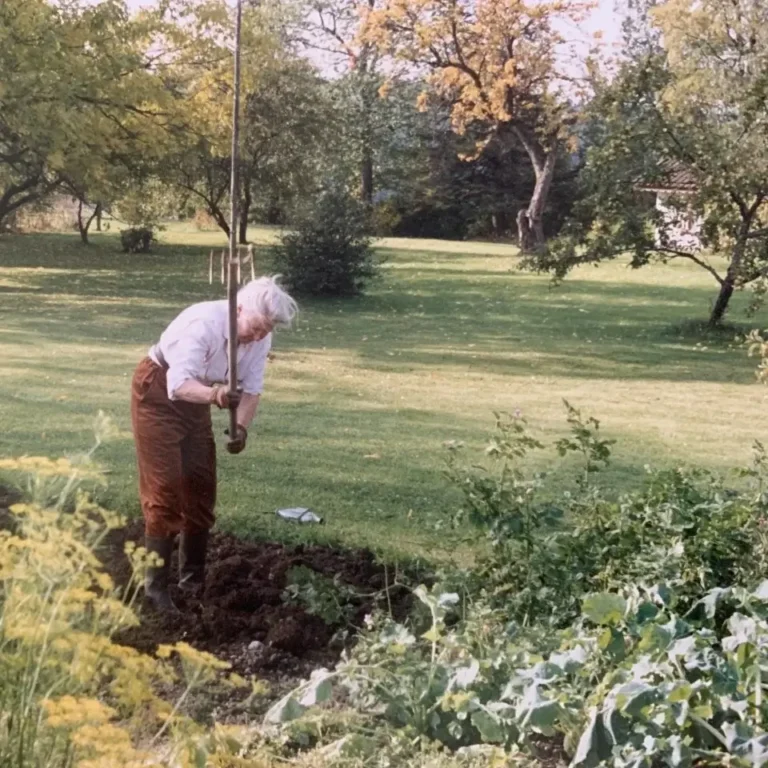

{"left": 662, "top": 616, "right": 690, "bottom": 640}
{"left": 515, "top": 685, "right": 562, "bottom": 735}
{"left": 668, "top": 682, "right": 693, "bottom": 703}
{"left": 598, "top": 627, "right": 626, "bottom": 659}
{"left": 753, "top": 580, "right": 768, "bottom": 602}
{"left": 413, "top": 585, "right": 432, "bottom": 607}
{"left": 526, "top": 661, "right": 564, "bottom": 683}
{"left": 635, "top": 601, "right": 659, "bottom": 624}
{"left": 549, "top": 646, "right": 587, "bottom": 674}
{"left": 454, "top": 659, "right": 480, "bottom": 688}
{"left": 264, "top": 693, "right": 305, "bottom": 724}
{"left": 582, "top": 593, "right": 627, "bottom": 626}
{"left": 613, "top": 681, "right": 656, "bottom": 717}
{"left": 572, "top": 708, "right": 611, "bottom": 768}
{"left": 692, "top": 703, "right": 713, "bottom": 719}
{"left": 668, "top": 636, "right": 696, "bottom": 659}
{"left": 471, "top": 710, "right": 505, "bottom": 743}
{"left": 723, "top": 613, "right": 759, "bottom": 652}
{"left": 693, "top": 587, "right": 731, "bottom": 619}
{"left": 638, "top": 623, "right": 672, "bottom": 652}
{"left": 298, "top": 669, "right": 333, "bottom": 707}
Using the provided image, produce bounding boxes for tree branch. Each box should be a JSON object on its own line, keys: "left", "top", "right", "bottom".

{"left": 656, "top": 247, "right": 725, "bottom": 284}
{"left": 511, "top": 123, "right": 547, "bottom": 174}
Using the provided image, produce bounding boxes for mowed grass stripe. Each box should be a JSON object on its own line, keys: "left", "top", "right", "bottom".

{"left": 1, "top": 226, "right": 766, "bottom": 563}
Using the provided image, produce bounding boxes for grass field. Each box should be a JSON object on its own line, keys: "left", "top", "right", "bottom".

{"left": 2, "top": 224, "right": 768, "bottom": 563}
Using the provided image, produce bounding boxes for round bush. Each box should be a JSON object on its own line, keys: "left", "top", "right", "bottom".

{"left": 120, "top": 227, "right": 154, "bottom": 253}
{"left": 273, "top": 191, "right": 378, "bottom": 297}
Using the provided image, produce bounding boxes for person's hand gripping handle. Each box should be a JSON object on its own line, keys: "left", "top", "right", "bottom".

{"left": 226, "top": 388, "right": 246, "bottom": 454}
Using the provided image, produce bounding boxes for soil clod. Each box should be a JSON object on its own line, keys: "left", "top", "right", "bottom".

{"left": 100, "top": 520, "right": 410, "bottom": 691}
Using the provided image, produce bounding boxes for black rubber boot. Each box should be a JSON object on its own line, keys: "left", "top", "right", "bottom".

{"left": 179, "top": 530, "right": 208, "bottom": 589}
{"left": 144, "top": 536, "right": 180, "bottom": 615}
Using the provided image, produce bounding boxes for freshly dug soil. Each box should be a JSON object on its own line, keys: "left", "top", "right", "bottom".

{"left": 99, "top": 520, "right": 411, "bottom": 686}
{"left": 0, "top": 487, "right": 412, "bottom": 720}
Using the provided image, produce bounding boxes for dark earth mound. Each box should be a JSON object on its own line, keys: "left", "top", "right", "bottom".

{"left": 99, "top": 520, "right": 411, "bottom": 685}
{"left": 0, "top": 487, "right": 412, "bottom": 720}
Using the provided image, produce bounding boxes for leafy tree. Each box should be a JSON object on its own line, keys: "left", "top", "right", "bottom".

{"left": 530, "top": 0, "right": 768, "bottom": 326}
{"left": 60, "top": 157, "right": 127, "bottom": 245}
{"left": 364, "top": 0, "right": 593, "bottom": 251}
{"left": 238, "top": 59, "right": 333, "bottom": 242}
{"left": 0, "top": 0, "right": 67, "bottom": 226}
{"left": 299, "top": 0, "right": 385, "bottom": 205}
{"left": 355, "top": 80, "right": 579, "bottom": 240}
{"left": 273, "top": 188, "right": 378, "bottom": 296}
{"left": 166, "top": 2, "right": 332, "bottom": 242}
{"left": 0, "top": 0, "right": 178, "bottom": 234}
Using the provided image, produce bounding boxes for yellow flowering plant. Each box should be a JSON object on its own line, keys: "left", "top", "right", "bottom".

{"left": 0, "top": 414, "right": 410, "bottom": 768}
{"left": 0, "top": 416, "right": 241, "bottom": 768}
{"left": 0, "top": 411, "right": 117, "bottom": 511}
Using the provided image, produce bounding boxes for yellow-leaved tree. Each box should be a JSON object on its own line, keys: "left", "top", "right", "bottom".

{"left": 364, "top": 0, "right": 594, "bottom": 251}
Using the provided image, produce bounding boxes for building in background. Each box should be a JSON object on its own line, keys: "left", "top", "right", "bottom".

{"left": 636, "top": 160, "right": 702, "bottom": 251}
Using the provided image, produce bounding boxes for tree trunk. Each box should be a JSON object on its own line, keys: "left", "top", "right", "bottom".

{"left": 361, "top": 145, "right": 373, "bottom": 207}
{"left": 511, "top": 125, "right": 558, "bottom": 253}
{"left": 0, "top": 175, "right": 49, "bottom": 231}
{"left": 209, "top": 203, "right": 230, "bottom": 238}
{"left": 709, "top": 276, "right": 735, "bottom": 326}
{"left": 77, "top": 200, "right": 88, "bottom": 245}
{"left": 359, "top": 62, "right": 375, "bottom": 207}
{"left": 515, "top": 147, "right": 556, "bottom": 253}
{"left": 516, "top": 210, "right": 535, "bottom": 253}
{"left": 95, "top": 202, "right": 102, "bottom": 232}
{"left": 76, "top": 199, "right": 99, "bottom": 245}
{"left": 239, "top": 184, "right": 251, "bottom": 245}
{"left": 708, "top": 204, "right": 760, "bottom": 326}
{"left": 709, "top": 238, "right": 746, "bottom": 326}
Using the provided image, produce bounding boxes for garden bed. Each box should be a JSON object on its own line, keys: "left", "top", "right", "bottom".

{"left": 99, "top": 520, "right": 411, "bottom": 717}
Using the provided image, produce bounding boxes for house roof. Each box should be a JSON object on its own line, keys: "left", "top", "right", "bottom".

{"left": 635, "top": 159, "right": 699, "bottom": 193}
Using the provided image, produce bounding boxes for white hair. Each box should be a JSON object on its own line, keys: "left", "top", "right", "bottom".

{"left": 238, "top": 275, "right": 298, "bottom": 328}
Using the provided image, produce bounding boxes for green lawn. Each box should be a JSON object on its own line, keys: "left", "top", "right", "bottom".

{"left": 1, "top": 224, "right": 767, "bottom": 564}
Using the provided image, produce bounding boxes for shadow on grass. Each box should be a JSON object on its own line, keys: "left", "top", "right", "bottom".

{"left": 0, "top": 232, "right": 761, "bottom": 389}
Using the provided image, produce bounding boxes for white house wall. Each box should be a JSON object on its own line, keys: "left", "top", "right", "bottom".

{"left": 655, "top": 191, "right": 703, "bottom": 251}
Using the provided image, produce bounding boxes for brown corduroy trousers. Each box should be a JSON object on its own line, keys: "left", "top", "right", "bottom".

{"left": 130, "top": 357, "right": 216, "bottom": 538}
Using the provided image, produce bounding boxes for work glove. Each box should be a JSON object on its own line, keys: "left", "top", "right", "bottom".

{"left": 225, "top": 424, "right": 247, "bottom": 455}
{"left": 211, "top": 385, "right": 241, "bottom": 410}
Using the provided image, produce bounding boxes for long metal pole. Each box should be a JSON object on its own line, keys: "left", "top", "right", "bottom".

{"left": 227, "top": 0, "right": 243, "bottom": 438}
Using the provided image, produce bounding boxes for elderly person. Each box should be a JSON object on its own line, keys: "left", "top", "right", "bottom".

{"left": 131, "top": 275, "right": 298, "bottom": 615}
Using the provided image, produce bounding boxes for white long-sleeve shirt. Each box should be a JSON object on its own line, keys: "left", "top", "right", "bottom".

{"left": 148, "top": 300, "right": 271, "bottom": 401}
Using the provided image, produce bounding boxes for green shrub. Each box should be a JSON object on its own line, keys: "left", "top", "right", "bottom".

{"left": 370, "top": 199, "right": 402, "bottom": 236}
{"left": 273, "top": 189, "right": 378, "bottom": 297}
{"left": 443, "top": 405, "right": 768, "bottom": 627}
{"left": 120, "top": 227, "right": 154, "bottom": 253}
{"left": 283, "top": 565, "right": 359, "bottom": 627}
{"left": 267, "top": 406, "right": 768, "bottom": 764}
{"left": 272, "top": 578, "right": 768, "bottom": 766}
